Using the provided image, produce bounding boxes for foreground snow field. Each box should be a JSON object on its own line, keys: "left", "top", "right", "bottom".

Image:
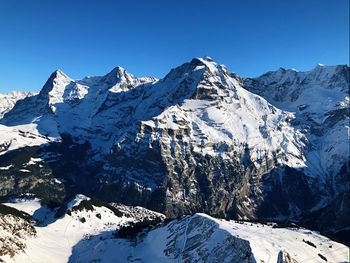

{"left": 1, "top": 196, "right": 349, "bottom": 263}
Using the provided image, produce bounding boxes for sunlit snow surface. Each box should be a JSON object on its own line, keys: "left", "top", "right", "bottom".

{"left": 2, "top": 197, "right": 349, "bottom": 263}
{"left": 0, "top": 91, "right": 36, "bottom": 119}
{"left": 247, "top": 64, "right": 350, "bottom": 181}
{"left": 2, "top": 195, "right": 164, "bottom": 263}
{"left": 4, "top": 197, "right": 41, "bottom": 215}
{"left": 0, "top": 124, "right": 51, "bottom": 155}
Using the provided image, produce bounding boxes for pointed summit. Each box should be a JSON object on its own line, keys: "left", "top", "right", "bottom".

{"left": 202, "top": 55, "right": 214, "bottom": 62}
{"left": 101, "top": 66, "right": 136, "bottom": 86}
{"left": 39, "top": 69, "right": 71, "bottom": 97}
{"left": 189, "top": 56, "right": 217, "bottom": 66}
{"left": 105, "top": 66, "right": 126, "bottom": 78}
{"left": 163, "top": 56, "right": 230, "bottom": 83}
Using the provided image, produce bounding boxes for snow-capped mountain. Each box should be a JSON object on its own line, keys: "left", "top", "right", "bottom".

{"left": 242, "top": 64, "right": 350, "bottom": 239}
{"left": 1, "top": 196, "right": 349, "bottom": 263}
{"left": 0, "top": 91, "right": 36, "bottom": 119}
{"left": 243, "top": 64, "right": 349, "bottom": 180}
{"left": 0, "top": 57, "right": 349, "bottom": 246}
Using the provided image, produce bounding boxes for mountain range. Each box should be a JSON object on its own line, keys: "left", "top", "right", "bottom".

{"left": 0, "top": 57, "right": 349, "bottom": 262}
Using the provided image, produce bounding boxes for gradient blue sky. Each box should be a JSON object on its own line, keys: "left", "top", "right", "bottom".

{"left": 0, "top": 0, "right": 348, "bottom": 93}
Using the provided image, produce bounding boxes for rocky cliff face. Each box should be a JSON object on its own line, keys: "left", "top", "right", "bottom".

{"left": 277, "top": 250, "right": 299, "bottom": 263}
{"left": 0, "top": 205, "right": 36, "bottom": 259}
{"left": 0, "top": 57, "right": 348, "bottom": 243}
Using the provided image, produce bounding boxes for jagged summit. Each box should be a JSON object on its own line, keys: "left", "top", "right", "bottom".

{"left": 55, "top": 69, "right": 68, "bottom": 76}
{"left": 163, "top": 56, "right": 230, "bottom": 84}
{"left": 103, "top": 66, "right": 128, "bottom": 78}
{"left": 100, "top": 66, "right": 136, "bottom": 86}
{"left": 202, "top": 55, "right": 213, "bottom": 61}
{"left": 39, "top": 69, "right": 71, "bottom": 100}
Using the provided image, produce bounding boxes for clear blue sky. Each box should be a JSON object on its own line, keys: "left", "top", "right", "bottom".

{"left": 0, "top": 0, "right": 348, "bottom": 93}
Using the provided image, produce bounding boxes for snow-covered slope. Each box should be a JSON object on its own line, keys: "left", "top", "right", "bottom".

{"left": 243, "top": 64, "right": 349, "bottom": 180}
{"left": 1, "top": 197, "right": 348, "bottom": 263}
{"left": 0, "top": 124, "right": 51, "bottom": 155}
{"left": 1, "top": 195, "right": 164, "bottom": 263}
{"left": 242, "top": 65, "right": 350, "bottom": 234}
{"left": 0, "top": 91, "right": 36, "bottom": 119}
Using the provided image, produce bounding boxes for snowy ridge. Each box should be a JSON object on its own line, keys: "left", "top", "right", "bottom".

{"left": 0, "top": 65, "right": 159, "bottom": 152}
{"left": 243, "top": 64, "right": 350, "bottom": 187}
{"left": 0, "top": 91, "right": 36, "bottom": 119}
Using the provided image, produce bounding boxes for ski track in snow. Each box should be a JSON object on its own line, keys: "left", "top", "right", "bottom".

{"left": 178, "top": 216, "right": 189, "bottom": 263}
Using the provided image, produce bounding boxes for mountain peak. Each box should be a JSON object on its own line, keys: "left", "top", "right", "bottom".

{"left": 106, "top": 66, "right": 126, "bottom": 75}
{"left": 47, "top": 69, "right": 69, "bottom": 80}
{"left": 55, "top": 69, "right": 68, "bottom": 77}
{"left": 202, "top": 55, "right": 214, "bottom": 62}
{"left": 42, "top": 69, "right": 70, "bottom": 83}
{"left": 162, "top": 56, "right": 231, "bottom": 86}
{"left": 38, "top": 69, "right": 72, "bottom": 102}
{"left": 101, "top": 66, "right": 136, "bottom": 86}
{"left": 189, "top": 56, "right": 216, "bottom": 66}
